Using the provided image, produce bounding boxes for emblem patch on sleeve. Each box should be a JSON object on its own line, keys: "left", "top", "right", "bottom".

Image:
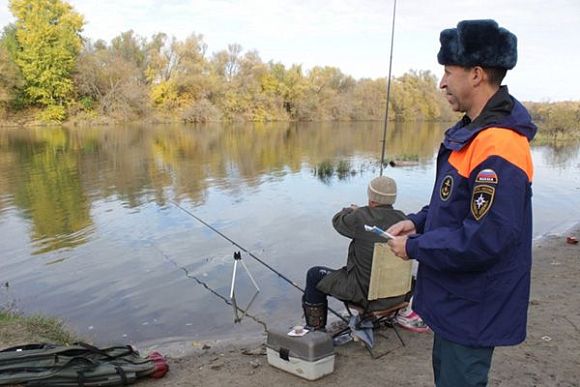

{"left": 475, "top": 169, "right": 498, "bottom": 184}
{"left": 440, "top": 175, "right": 454, "bottom": 201}
{"left": 471, "top": 185, "right": 495, "bottom": 220}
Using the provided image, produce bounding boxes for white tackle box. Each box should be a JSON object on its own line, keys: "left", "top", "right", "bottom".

{"left": 266, "top": 328, "right": 335, "bottom": 380}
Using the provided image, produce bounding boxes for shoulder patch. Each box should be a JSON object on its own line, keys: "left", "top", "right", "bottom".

{"left": 475, "top": 169, "right": 498, "bottom": 184}
{"left": 471, "top": 185, "right": 495, "bottom": 220}
{"left": 440, "top": 175, "right": 454, "bottom": 201}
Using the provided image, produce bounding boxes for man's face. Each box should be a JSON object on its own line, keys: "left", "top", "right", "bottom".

{"left": 439, "top": 65, "right": 473, "bottom": 113}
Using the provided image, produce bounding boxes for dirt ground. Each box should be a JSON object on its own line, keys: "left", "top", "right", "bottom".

{"left": 135, "top": 224, "right": 580, "bottom": 387}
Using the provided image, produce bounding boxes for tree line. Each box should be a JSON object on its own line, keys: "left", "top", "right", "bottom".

{"left": 525, "top": 101, "right": 580, "bottom": 139}
{"left": 0, "top": 0, "right": 456, "bottom": 123}
{"left": 0, "top": 0, "right": 578, "bottom": 130}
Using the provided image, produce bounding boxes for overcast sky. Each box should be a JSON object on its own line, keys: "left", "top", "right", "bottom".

{"left": 1, "top": 0, "right": 579, "bottom": 101}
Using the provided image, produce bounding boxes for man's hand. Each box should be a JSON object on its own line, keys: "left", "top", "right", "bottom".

{"left": 388, "top": 236, "right": 409, "bottom": 260}
{"left": 387, "top": 220, "right": 416, "bottom": 237}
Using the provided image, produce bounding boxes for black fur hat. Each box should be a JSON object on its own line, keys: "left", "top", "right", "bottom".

{"left": 437, "top": 19, "right": 517, "bottom": 69}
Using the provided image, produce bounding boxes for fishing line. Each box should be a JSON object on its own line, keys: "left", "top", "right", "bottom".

{"left": 171, "top": 200, "right": 302, "bottom": 292}
{"left": 151, "top": 243, "right": 268, "bottom": 331}
{"left": 170, "top": 200, "right": 348, "bottom": 323}
{"left": 379, "top": 0, "right": 398, "bottom": 176}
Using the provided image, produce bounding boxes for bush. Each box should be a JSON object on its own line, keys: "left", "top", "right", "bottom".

{"left": 181, "top": 99, "right": 222, "bottom": 123}
{"left": 336, "top": 159, "right": 352, "bottom": 179}
{"left": 37, "top": 104, "right": 67, "bottom": 122}
{"left": 526, "top": 101, "right": 580, "bottom": 140}
{"left": 150, "top": 81, "right": 179, "bottom": 109}
{"left": 80, "top": 96, "right": 94, "bottom": 111}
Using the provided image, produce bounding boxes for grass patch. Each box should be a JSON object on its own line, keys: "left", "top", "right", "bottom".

{"left": 336, "top": 159, "right": 353, "bottom": 179}
{"left": 315, "top": 160, "right": 334, "bottom": 180}
{"left": 0, "top": 308, "right": 79, "bottom": 347}
{"left": 392, "top": 153, "right": 419, "bottom": 161}
{"left": 315, "top": 159, "right": 357, "bottom": 181}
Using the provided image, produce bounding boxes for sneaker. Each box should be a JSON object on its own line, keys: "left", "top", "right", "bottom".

{"left": 395, "top": 310, "right": 430, "bottom": 333}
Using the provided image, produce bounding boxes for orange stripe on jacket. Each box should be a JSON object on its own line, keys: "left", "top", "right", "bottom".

{"left": 448, "top": 128, "right": 533, "bottom": 181}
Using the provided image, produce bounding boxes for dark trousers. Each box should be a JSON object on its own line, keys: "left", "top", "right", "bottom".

{"left": 303, "top": 266, "right": 333, "bottom": 304}
{"left": 433, "top": 333, "right": 494, "bottom": 387}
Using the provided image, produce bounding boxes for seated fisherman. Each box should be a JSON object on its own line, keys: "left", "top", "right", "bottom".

{"left": 302, "top": 176, "right": 421, "bottom": 331}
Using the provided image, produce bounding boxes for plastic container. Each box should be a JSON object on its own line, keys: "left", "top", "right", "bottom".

{"left": 266, "top": 328, "right": 335, "bottom": 380}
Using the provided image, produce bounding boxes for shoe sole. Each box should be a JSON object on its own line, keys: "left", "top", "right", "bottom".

{"left": 396, "top": 322, "right": 430, "bottom": 333}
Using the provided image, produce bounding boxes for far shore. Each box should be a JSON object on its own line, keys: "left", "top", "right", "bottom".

{"left": 2, "top": 114, "right": 579, "bottom": 145}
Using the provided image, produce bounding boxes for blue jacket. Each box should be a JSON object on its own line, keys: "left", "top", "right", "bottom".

{"left": 406, "top": 87, "right": 537, "bottom": 347}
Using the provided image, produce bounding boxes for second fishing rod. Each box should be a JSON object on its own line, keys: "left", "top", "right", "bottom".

{"left": 171, "top": 200, "right": 348, "bottom": 324}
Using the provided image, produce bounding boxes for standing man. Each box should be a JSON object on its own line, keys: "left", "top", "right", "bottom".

{"left": 387, "top": 20, "right": 536, "bottom": 387}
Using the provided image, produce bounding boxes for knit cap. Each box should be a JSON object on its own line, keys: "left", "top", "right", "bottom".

{"left": 368, "top": 176, "right": 397, "bottom": 205}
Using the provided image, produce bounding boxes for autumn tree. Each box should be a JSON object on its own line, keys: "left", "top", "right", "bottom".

{"left": 0, "top": 24, "right": 24, "bottom": 115}
{"left": 144, "top": 33, "right": 174, "bottom": 84}
{"left": 351, "top": 78, "right": 386, "bottom": 120}
{"left": 295, "top": 66, "right": 354, "bottom": 120}
{"left": 526, "top": 101, "right": 580, "bottom": 137}
{"left": 110, "top": 30, "right": 146, "bottom": 71}
{"left": 270, "top": 63, "right": 308, "bottom": 120}
{"left": 152, "top": 33, "right": 220, "bottom": 120}
{"left": 390, "top": 70, "right": 452, "bottom": 121}
{"left": 215, "top": 43, "right": 242, "bottom": 82}
{"left": 170, "top": 34, "right": 210, "bottom": 101}
{"left": 9, "top": 0, "right": 84, "bottom": 119}
{"left": 75, "top": 39, "right": 148, "bottom": 119}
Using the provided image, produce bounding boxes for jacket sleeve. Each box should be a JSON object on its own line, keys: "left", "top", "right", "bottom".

{"left": 406, "top": 155, "right": 531, "bottom": 272}
{"left": 407, "top": 205, "right": 429, "bottom": 234}
{"left": 332, "top": 207, "right": 358, "bottom": 238}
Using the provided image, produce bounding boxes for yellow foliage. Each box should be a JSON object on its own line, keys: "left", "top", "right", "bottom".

{"left": 260, "top": 73, "right": 279, "bottom": 94}
{"left": 9, "top": 0, "right": 84, "bottom": 106}
{"left": 150, "top": 81, "right": 179, "bottom": 108}
{"left": 37, "top": 104, "right": 67, "bottom": 122}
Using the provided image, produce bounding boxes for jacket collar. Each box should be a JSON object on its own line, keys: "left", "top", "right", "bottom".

{"left": 443, "top": 86, "right": 537, "bottom": 151}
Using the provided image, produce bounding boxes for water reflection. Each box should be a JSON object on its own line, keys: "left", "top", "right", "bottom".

{"left": 536, "top": 142, "right": 580, "bottom": 168}
{"left": 1, "top": 121, "right": 577, "bottom": 257}
{"left": 0, "top": 122, "right": 445, "bottom": 254}
{"left": 2, "top": 128, "right": 92, "bottom": 254}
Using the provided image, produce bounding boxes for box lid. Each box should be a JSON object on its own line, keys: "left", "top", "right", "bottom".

{"left": 266, "top": 328, "right": 334, "bottom": 361}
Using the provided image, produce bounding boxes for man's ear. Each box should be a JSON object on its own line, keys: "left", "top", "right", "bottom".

{"left": 471, "top": 66, "right": 485, "bottom": 87}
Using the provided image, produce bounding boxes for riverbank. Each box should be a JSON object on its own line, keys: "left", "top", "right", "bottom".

{"left": 2, "top": 224, "right": 579, "bottom": 386}
{"left": 136, "top": 224, "right": 580, "bottom": 386}
{"left": 0, "top": 309, "right": 79, "bottom": 347}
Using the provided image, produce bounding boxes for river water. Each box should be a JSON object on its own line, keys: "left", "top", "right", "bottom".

{"left": 0, "top": 122, "right": 579, "bottom": 347}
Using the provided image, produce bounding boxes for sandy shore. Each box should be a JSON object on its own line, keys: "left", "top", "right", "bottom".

{"left": 134, "top": 224, "right": 580, "bottom": 387}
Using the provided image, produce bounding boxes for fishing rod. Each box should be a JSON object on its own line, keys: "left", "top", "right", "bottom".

{"left": 379, "top": 0, "right": 397, "bottom": 176}
{"left": 170, "top": 200, "right": 348, "bottom": 323}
